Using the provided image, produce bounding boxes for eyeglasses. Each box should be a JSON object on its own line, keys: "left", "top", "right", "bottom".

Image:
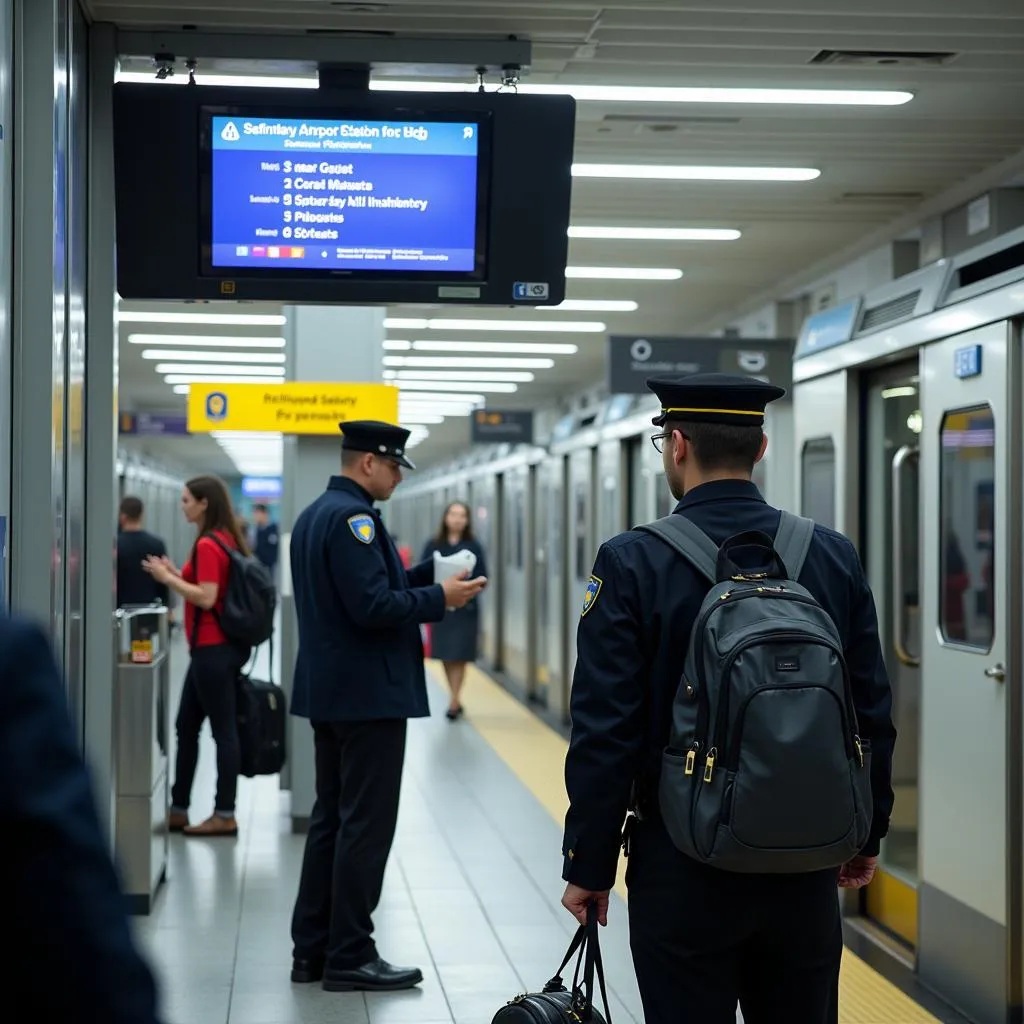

{"left": 651, "top": 429, "right": 689, "bottom": 454}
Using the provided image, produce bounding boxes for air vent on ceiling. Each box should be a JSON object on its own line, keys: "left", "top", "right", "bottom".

{"left": 810, "top": 49, "right": 957, "bottom": 67}
{"left": 858, "top": 291, "right": 921, "bottom": 333}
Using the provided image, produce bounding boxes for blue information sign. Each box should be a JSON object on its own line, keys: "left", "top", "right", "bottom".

{"left": 953, "top": 344, "right": 983, "bottom": 379}
{"left": 209, "top": 115, "right": 482, "bottom": 273}
{"left": 794, "top": 300, "right": 861, "bottom": 359}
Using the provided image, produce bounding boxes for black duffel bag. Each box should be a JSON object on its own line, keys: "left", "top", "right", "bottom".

{"left": 492, "top": 906, "right": 611, "bottom": 1023}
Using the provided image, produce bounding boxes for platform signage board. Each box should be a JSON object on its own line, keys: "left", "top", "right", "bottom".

{"left": 119, "top": 412, "right": 189, "bottom": 436}
{"left": 186, "top": 382, "right": 399, "bottom": 435}
{"left": 470, "top": 409, "right": 534, "bottom": 445}
{"left": 607, "top": 335, "right": 794, "bottom": 395}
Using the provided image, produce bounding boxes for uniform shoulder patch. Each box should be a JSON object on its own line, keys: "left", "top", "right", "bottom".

{"left": 347, "top": 513, "right": 376, "bottom": 545}
{"left": 581, "top": 575, "right": 603, "bottom": 617}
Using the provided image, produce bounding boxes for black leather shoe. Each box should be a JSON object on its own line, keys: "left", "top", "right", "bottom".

{"left": 323, "top": 958, "right": 423, "bottom": 992}
{"left": 291, "top": 958, "right": 324, "bottom": 984}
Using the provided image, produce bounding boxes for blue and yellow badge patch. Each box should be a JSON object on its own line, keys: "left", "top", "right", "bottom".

{"left": 581, "top": 575, "right": 603, "bottom": 617}
{"left": 347, "top": 514, "right": 376, "bottom": 545}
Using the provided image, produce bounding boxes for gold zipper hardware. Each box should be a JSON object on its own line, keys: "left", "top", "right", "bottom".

{"left": 684, "top": 749, "right": 696, "bottom": 775}
{"left": 703, "top": 748, "right": 717, "bottom": 783}
{"left": 854, "top": 736, "right": 864, "bottom": 768}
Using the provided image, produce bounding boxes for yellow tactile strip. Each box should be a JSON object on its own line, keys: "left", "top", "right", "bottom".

{"left": 428, "top": 660, "right": 940, "bottom": 1024}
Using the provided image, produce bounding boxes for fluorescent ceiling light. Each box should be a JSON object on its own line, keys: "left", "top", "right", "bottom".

{"left": 119, "top": 312, "right": 287, "bottom": 326}
{"left": 569, "top": 226, "right": 740, "bottom": 241}
{"left": 142, "top": 349, "right": 285, "bottom": 363}
{"left": 385, "top": 317, "right": 604, "bottom": 334}
{"left": 155, "top": 363, "right": 286, "bottom": 376}
{"left": 410, "top": 340, "right": 579, "bottom": 355}
{"left": 384, "top": 356, "right": 554, "bottom": 369}
{"left": 573, "top": 164, "right": 820, "bottom": 182}
{"left": 115, "top": 71, "right": 317, "bottom": 89}
{"left": 370, "top": 80, "right": 913, "bottom": 107}
{"left": 165, "top": 374, "right": 287, "bottom": 385}
{"left": 118, "top": 71, "right": 913, "bottom": 107}
{"left": 397, "top": 391, "right": 485, "bottom": 404}
{"left": 541, "top": 299, "right": 638, "bottom": 312}
{"left": 566, "top": 266, "right": 683, "bottom": 281}
{"left": 383, "top": 340, "right": 413, "bottom": 351}
{"left": 400, "top": 404, "right": 478, "bottom": 417}
{"left": 400, "top": 414, "right": 445, "bottom": 426}
{"left": 128, "top": 334, "right": 285, "bottom": 348}
{"left": 399, "top": 380, "right": 518, "bottom": 394}
{"left": 172, "top": 385, "right": 191, "bottom": 395}
{"left": 386, "top": 370, "right": 535, "bottom": 383}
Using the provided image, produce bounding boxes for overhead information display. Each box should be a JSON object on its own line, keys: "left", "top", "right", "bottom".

{"left": 209, "top": 115, "right": 483, "bottom": 273}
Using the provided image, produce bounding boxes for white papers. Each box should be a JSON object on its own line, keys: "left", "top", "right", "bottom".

{"left": 433, "top": 548, "right": 477, "bottom": 583}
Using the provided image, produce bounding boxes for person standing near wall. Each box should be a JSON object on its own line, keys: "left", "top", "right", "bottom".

{"left": 420, "top": 501, "right": 488, "bottom": 720}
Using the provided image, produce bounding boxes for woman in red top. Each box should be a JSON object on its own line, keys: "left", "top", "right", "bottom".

{"left": 143, "top": 475, "right": 250, "bottom": 838}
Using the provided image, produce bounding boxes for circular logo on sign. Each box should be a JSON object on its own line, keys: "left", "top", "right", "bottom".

{"left": 630, "top": 338, "right": 653, "bottom": 362}
{"left": 205, "top": 392, "right": 228, "bottom": 421}
{"left": 737, "top": 351, "right": 767, "bottom": 373}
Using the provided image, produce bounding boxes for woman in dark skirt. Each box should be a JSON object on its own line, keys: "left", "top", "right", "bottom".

{"left": 421, "top": 501, "right": 488, "bottom": 720}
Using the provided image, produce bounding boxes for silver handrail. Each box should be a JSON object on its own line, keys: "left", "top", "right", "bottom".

{"left": 891, "top": 444, "right": 921, "bottom": 668}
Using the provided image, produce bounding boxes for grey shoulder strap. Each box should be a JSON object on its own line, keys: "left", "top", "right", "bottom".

{"left": 774, "top": 510, "right": 816, "bottom": 581}
{"left": 634, "top": 515, "right": 718, "bottom": 584}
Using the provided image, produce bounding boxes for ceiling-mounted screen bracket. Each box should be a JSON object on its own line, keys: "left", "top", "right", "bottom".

{"left": 115, "top": 28, "right": 532, "bottom": 81}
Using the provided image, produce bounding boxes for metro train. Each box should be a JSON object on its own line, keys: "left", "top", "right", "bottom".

{"left": 390, "top": 222, "right": 1024, "bottom": 1024}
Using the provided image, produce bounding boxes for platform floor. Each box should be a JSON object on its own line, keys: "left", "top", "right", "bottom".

{"left": 134, "top": 639, "right": 947, "bottom": 1024}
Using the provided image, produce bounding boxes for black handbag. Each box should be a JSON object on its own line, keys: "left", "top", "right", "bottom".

{"left": 492, "top": 906, "right": 611, "bottom": 1023}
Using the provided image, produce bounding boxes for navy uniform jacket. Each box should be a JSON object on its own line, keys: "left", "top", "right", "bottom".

{"left": 290, "top": 476, "right": 447, "bottom": 722}
{"left": 0, "top": 616, "right": 161, "bottom": 1021}
{"left": 562, "top": 479, "right": 897, "bottom": 892}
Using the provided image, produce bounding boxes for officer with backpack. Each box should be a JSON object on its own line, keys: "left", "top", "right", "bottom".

{"left": 559, "top": 373, "right": 897, "bottom": 1023}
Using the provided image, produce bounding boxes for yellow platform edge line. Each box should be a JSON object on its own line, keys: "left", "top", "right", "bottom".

{"left": 427, "top": 660, "right": 939, "bottom": 1024}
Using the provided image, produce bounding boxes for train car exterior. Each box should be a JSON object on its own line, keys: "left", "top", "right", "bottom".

{"left": 792, "top": 224, "right": 1024, "bottom": 1024}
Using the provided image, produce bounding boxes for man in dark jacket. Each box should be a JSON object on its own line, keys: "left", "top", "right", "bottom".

{"left": 0, "top": 615, "right": 162, "bottom": 1022}
{"left": 289, "top": 420, "right": 487, "bottom": 994}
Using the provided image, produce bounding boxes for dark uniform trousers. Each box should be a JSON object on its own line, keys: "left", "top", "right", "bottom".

{"left": 291, "top": 718, "right": 408, "bottom": 969}
{"left": 626, "top": 818, "right": 842, "bottom": 1023}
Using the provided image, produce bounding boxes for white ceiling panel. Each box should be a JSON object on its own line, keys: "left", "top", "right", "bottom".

{"left": 101, "top": 0, "right": 1024, "bottom": 467}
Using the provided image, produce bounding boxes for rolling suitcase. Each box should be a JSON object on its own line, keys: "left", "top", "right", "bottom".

{"left": 235, "top": 637, "right": 287, "bottom": 777}
{"left": 492, "top": 906, "right": 611, "bottom": 1023}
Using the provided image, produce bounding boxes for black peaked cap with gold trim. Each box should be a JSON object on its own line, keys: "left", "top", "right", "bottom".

{"left": 339, "top": 419, "right": 416, "bottom": 470}
{"left": 647, "top": 372, "right": 786, "bottom": 428}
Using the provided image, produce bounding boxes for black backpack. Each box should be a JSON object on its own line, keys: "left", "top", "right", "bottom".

{"left": 635, "top": 510, "right": 873, "bottom": 874}
{"left": 204, "top": 534, "right": 277, "bottom": 647}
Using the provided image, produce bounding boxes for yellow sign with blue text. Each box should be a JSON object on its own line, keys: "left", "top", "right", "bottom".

{"left": 186, "top": 382, "right": 399, "bottom": 435}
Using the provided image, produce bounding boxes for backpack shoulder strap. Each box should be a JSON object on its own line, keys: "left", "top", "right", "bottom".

{"left": 774, "top": 510, "right": 816, "bottom": 581}
{"left": 634, "top": 514, "right": 718, "bottom": 584}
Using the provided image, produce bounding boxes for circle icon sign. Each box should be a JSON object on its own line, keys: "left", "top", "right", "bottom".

{"left": 630, "top": 338, "right": 653, "bottom": 362}
{"left": 737, "top": 350, "right": 768, "bottom": 373}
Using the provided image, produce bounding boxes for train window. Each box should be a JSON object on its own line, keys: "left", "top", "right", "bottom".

{"left": 801, "top": 438, "right": 836, "bottom": 529}
{"left": 939, "top": 406, "right": 995, "bottom": 649}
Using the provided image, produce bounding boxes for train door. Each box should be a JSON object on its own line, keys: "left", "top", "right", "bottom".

{"left": 915, "top": 325, "right": 1016, "bottom": 1022}
{"left": 859, "top": 358, "right": 923, "bottom": 947}
{"left": 538, "top": 455, "right": 568, "bottom": 717}
{"left": 564, "top": 447, "right": 597, "bottom": 703}
{"left": 501, "top": 465, "right": 531, "bottom": 689}
{"left": 596, "top": 439, "right": 625, "bottom": 541}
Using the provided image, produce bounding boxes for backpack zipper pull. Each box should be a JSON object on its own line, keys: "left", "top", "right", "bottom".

{"left": 854, "top": 736, "right": 864, "bottom": 768}
{"left": 684, "top": 743, "right": 698, "bottom": 776}
{"left": 703, "top": 747, "right": 717, "bottom": 783}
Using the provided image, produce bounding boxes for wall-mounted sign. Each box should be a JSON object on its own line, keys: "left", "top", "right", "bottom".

{"left": 794, "top": 300, "right": 861, "bottom": 359}
{"left": 186, "top": 382, "right": 399, "bottom": 434}
{"left": 118, "top": 412, "right": 189, "bottom": 436}
{"left": 242, "top": 476, "right": 284, "bottom": 500}
{"left": 607, "top": 335, "right": 794, "bottom": 395}
{"left": 953, "top": 344, "right": 982, "bottom": 379}
{"left": 470, "top": 409, "right": 534, "bottom": 445}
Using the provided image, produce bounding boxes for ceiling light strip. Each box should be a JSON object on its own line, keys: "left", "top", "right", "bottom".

{"left": 155, "top": 363, "right": 286, "bottom": 375}
{"left": 384, "top": 356, "right": 554, "bottom": 369}
{"left": 142, "top": 349, "right": 285, "bottom": 363}
{"left": 572, "top": 164, "right": 819, "bottom": 182}
{"left": 129, "top": 334, "right": 286, "bottom": 348}
{"left": 119, "top": 312, "right": 287, "bottom": 326}
{"left": 409, "top": 340, "right": 579, "bottom": 355}
{"left": 565, "top": 266, "right": 683, "bottom": 280}
{"left": 569, "top": 226, "right": 739, "bottom": 241}
{"left": 384, "top": 317, "right": 605, "bottom": 334}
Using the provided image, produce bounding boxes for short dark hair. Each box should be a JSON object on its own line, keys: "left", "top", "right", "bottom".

{"left": 342, "top": 448, "right": 365, "bottom": 469}
{"left": 666, "top": 419, "right": 764, "bottom": 474}
{"left": 120, "top": 495, "right": 143, "bottom": 520}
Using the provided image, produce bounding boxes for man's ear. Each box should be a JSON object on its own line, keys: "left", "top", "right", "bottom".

{"left": 755, "top": 432, "right": 769, "bottom": 465}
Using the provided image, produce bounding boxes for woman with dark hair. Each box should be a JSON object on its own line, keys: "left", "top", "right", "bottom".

{"left": 143, "top": 474, "right": 251, "bottom": 837}
{"left": 421, "top": 501, "right": 487, "bottom": 720}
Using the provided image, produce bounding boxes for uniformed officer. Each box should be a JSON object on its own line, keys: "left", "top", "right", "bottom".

{"left": 559, "top": 373, "right": 896, "bottom": 1023}
{"left": 289, "top": 420, "right": 487, "bottom": 993}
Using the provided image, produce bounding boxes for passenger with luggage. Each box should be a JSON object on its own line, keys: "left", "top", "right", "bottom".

{"left": 288, "top": 420, "right": 487, "bottom": 994}
{"left": 143, "top": 474, "right": 270, "bottom": 839}
{"left": 559, "top": 373, "right": 897, "bottom": 1023}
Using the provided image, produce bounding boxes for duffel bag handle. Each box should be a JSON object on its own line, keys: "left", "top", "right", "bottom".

{"left": 543, "top": 905, "right": 612, "bottom": 1022}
